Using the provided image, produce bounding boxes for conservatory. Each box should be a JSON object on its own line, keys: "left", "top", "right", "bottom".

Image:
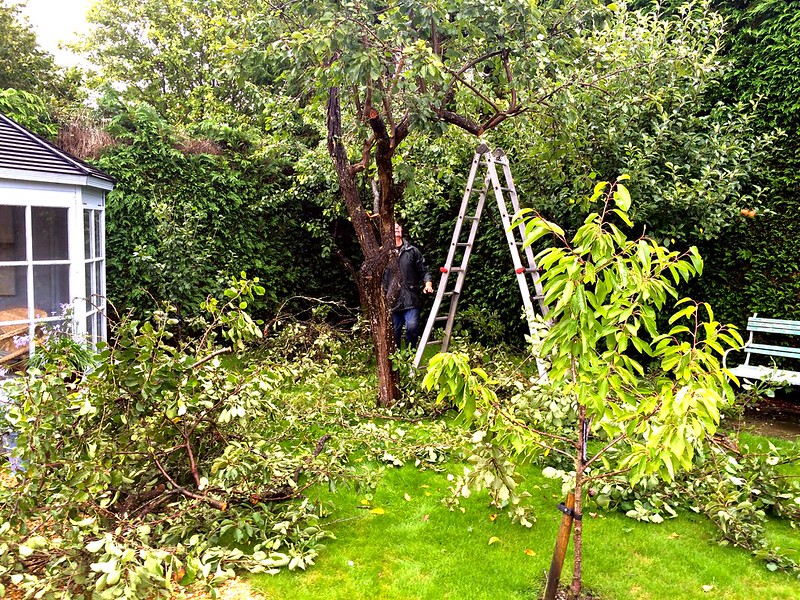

{"left": 0, "top": 112, "right": 114, "bottom": 367}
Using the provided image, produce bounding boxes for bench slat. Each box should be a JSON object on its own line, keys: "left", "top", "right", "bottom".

{"left": 728, "top": 364, "right": 800, "bottom": 386}
{"left": 747, "top": 319, "right": 800, "bottom": 335}
{"left": 744, "top": 343, "right": 800, "bottom": 360}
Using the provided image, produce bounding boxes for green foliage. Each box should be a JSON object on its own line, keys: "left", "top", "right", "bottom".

{"left": 589, "top": 438, "right": 800, "bottom": 574}
{"left": 0, "top": 279, "right": 335, "bottom": 596}
{"left": 0, "top": 1, "right": 59, "bottom": 95}
{"left": 95, "top": 98, "right": 341, "bottom": 325}
{"left": 515, "top": 179, "right": 742, "bottom": 482}
{"left": 688, "top": 0, "right": 800, "bottom": 326}
{"left": 80, "top": 0, "right": 266, "bottom": 123}
{"left": 390, "top": 2, "right": 769, "bottom": 343}
{"left": 0, "top": 88, "right": 58, "bottom": 138}
{"left": 426, "top": 178, "right": 745, "bottom": 594}
{"left": 497, "top": 2, "right": 772, "bottom": 245}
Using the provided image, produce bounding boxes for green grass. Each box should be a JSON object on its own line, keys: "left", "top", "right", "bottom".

{"left": 250, "top": 465, "right": 799, "bottom": 600}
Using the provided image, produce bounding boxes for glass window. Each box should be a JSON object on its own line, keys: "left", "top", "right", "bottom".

{"left": 33, "top": 264, "right": 69, "bottom": 316}
{"left": 32, "top": 207, "right": 69, "bottom": 261}
{"left": 94, "top": 212, "right": 103, "bottom": 259}
{"left": 84, "top": 211, "right": 91, "bottom": 257}
{"left": 85, "top": 262, "right": 92, "bottom": 303}
{"left": 0, "top": 205, "right": 26, "bottom": 261}
{"left": 0, "top": 267, "right": 29, "bottom": 315}
{"left": 94, "top": 261, "right": 103, "bottom": 302}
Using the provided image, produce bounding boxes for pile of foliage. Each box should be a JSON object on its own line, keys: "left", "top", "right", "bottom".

{"left": 0, "top": 278, "right": 346, "bottom": 596}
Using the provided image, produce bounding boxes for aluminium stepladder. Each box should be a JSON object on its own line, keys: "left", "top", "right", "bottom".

{"left": 412, "top": 144, "right": 550, "bottom": 377}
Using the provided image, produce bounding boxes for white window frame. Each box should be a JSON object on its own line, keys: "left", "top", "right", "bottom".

{"left": 0, "top": 180, "right": 107, "bottom": 360}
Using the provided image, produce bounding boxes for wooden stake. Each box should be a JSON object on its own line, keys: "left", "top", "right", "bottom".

{"left": 543, "top": 492, "right": 575, "bottom": 600}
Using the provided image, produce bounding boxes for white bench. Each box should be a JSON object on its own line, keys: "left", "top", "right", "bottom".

{"left": 723, "top": 314, "right": 800, "bottom": 386}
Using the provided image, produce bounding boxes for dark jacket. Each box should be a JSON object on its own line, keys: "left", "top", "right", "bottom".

{"left": 384, "top": 239, "right": 432, "bottom": 312}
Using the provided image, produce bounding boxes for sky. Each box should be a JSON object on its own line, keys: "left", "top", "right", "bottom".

{"left": 14, "top": 0, "right": 94, "bottom": 68}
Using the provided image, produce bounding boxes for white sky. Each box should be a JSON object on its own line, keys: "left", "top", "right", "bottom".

{"left": 14, "top": 0, "right": 95, "bottom": 68}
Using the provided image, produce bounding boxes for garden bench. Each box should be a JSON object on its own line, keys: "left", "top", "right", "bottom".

{"left": 723, "top": 314, "right": 800, "bottom": 386}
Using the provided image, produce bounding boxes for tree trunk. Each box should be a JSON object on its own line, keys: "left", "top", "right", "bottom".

{"left": 326, "top": 86, "right": 401, "bottom": 407}
{"left": 569, "top": 405, "right": 587, "bottom": 599}
{"left": 361, "top": 267, "right": 399, "bottom": 406}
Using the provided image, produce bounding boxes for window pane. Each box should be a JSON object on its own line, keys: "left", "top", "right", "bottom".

{"left": 32, "top": 207, "right": 69, "bottom": 261}
{"left": 84, "top": 211, "right": 91, "bottom": 257}
{"left": 85, "top": 262, "right": 92, "bottom": 303}
{"left": 33, "top": 264, "right": 69, "bottom": 316}
{"left": 0, "top": 266, "right": 28, "bottom": 313}
{"left": 94, "top": 261, "right": 104, "bottom": 301}
{"left": 0, "top": 205, "right": 26, "bottom": 261}
{"left": 94, "top": 212, "right": 103, "bottom": 259}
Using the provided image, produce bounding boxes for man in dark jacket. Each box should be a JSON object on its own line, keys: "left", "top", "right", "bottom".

{"left": 386, "top": 222, "right": 433, "bottom": 348}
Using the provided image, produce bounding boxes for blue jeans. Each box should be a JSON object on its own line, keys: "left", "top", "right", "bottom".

{"left": 393, "top": 308, "right": 421, "bottom": 348}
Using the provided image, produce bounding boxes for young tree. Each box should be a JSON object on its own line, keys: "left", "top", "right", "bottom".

{"left": 425, "top": 179, "right": 742, "bottom": 598}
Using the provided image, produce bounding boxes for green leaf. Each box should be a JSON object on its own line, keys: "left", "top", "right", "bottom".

{"left": 613, "top": 183, "right": 631, "bottom": 211}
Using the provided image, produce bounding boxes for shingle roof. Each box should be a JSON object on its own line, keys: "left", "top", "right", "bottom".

{"left": 0, "top": 112, "right": 114, "bottom": 185}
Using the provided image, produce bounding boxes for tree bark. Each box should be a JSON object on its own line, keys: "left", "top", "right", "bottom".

{"left": 327, "top": 86, "right": 399, "bottom": 407}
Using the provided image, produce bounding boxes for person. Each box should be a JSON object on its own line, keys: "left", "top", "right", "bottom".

{"left": 385, "top": 222, "right": 434, "bottom": 348}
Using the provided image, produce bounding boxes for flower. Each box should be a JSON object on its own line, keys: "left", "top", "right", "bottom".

{"left": 13, "top": 335, "right": 30, "bottom": 349}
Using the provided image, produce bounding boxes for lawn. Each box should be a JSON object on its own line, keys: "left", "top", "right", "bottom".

{"left": 251, "top": 457, "right": 799, "bottom": 600}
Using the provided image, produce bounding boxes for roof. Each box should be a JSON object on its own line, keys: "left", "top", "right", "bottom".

{"left": 0, "top": 112, "right": 115, "bottom": 190}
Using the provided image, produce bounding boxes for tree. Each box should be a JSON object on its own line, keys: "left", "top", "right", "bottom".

{"left": 94, "top": 95, "right": 344, "bottom": 326}
{"left": 270, "top": 0, "right": 630, "bottom": 406}
{"left": 425, "top": 179, "right": 742, "bottom": 598}
{"left": 0, "top": 1, "right": 58, "bottom": 94}
{"left": 79, "top": 0, "right": 265, "bottom": 122}
{"left": 687, "top": 0, "right": 800, "bottom": 325}
{"left": 268, "top": 0, "right": 756, "bottom": 406}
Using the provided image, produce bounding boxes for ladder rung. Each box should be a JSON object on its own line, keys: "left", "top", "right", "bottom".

{"left": 499, "top": 187, "right": 514, "bottom": 192}
{"left": 442, "top": 291, "right": 459, "bottom": 297}
{"left": 449, "top": 267, "right": 465, "bottom": 273}
{"left": 456, "top": 242, "right": 470, "bottom": 247}
{"left": 532, "top": 295, "right": 545, "bottom": 300}
{"left": 463, "top": 215, "right": 479, "bottom": 221}
{"left": 427, "top": 339, "right": 443, "bottom": 346}
{"left": 434, "top": 315, "right": 449, "bottom": 322}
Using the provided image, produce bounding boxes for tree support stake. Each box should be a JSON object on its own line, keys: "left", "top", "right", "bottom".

{"left": 543, "top": 491, "right": 575, "bottom": 600}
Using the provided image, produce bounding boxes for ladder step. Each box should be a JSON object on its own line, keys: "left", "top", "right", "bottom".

{"left": 426, "top": 339, "right": 443, "bottom": 346}
{"left": 456, "top": 242, "right": 470, "bottom": 247}
{"left": 442, "top": 291, "right": 459, "bottom": 297}
{"left": 434, "top": 315, "right": 449, "bottom": 322}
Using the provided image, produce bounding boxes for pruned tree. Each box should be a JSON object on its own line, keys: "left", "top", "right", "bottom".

{"left": 270, "top": 0, "right": 623, "bottom": 406}
{"left": 268, "top": 0, "right": 738, "bottom": 407}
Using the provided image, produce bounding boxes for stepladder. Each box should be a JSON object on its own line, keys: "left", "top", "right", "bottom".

{"left": 413, "top": 144, "right": 550, "bottom": 377}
